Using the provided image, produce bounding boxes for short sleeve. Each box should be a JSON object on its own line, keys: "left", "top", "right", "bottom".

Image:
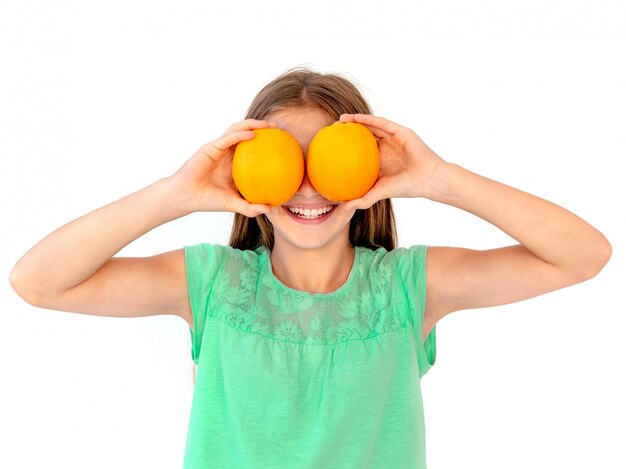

{"left": 184, "top": 243, "right": 227, "bottom": 364}
{"left": 393, "top": 245, "right": 437, "bottom": 379}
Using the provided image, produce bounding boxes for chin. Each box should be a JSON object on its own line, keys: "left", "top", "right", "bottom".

{"left": 272, "top": 224, "right": 353, "bottom": 253}
{"left": 266, "top": 204, "right": 354, "bottom": 251}
{"left": 278, "top": 234, "right": 342, "bottom": 252}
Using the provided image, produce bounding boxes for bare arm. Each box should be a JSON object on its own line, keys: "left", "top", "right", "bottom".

{"left": 10, "top": 179, "right": 191, "bottom": 318}
{"left": 340, "top": 113, "right": 612, "bottom": 336}
{"left": 10, "top": 120, "right": 274, "bottom": 326}
{"left": 422, "top": 163, "right": 611, "bottom": 335}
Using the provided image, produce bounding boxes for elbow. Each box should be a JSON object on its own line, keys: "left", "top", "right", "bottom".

{"left": 596, "top": 236, "right": 613, "bottom": 273}
{"left": 578, "top": 235, "right": 612, "bottom": 281}
{"left": 9, "top": 263, "right": 45, "bottom": 308}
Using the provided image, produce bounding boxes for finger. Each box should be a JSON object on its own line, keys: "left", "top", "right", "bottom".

{"left": 341, "top": 113, "right": 401, "bottom": 135}
{"left": 343, "top": 196, "right": 373, "bottom": 212}
{"left": 339, "top": 114, "right": 392, "bottom": 140}
{"left": 199, "top": 130, "right": 254, "bottom": 161}
{"left": 343, "top": 184, "right": 389, "bottom": 211}
{"left": 224, "top": 119, "right": 277, "bottom": 135}
{"left": 247, "top": 203, "right": 272, "bottom": 216}
{"left": 202, "top": 130, "right": 256, "bottom": 160}
{"left": 364, "top": 125, "right": 391, "bottom": 140}
{"left": 230, "top": 198, "right": 272, "bottom": 218}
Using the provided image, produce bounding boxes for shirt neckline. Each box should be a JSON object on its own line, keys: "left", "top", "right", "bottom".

{"left": 258, "top": 246, "right": 361, "bottom": 298}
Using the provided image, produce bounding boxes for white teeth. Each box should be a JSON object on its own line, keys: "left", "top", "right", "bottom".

{"left": 287, "top": 205, "right": 334, "bottom": 219}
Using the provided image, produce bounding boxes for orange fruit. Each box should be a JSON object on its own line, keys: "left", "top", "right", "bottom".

{"left": 307, "top": 122, "right": 380, "bottom": 201}
{"left": 232, "top": 128, "right": 304, "bottom": 206}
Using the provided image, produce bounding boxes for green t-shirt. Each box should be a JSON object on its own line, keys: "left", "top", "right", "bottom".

{"left": 182, "top": 244, "right": 437, "bottom": 469}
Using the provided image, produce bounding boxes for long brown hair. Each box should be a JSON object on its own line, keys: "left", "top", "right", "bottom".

{"left": 229, "top": 67, "right": 397, "bottom": 251}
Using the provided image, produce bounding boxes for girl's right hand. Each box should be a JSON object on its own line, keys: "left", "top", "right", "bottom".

{"left": 169, "top": 119, "right": 275, "bottom": 217}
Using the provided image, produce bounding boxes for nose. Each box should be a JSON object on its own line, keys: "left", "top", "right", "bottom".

{"left": 296, "top": 167, "right": 318, "bottom": 196}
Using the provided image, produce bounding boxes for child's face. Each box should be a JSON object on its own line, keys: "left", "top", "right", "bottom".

{"left": 264, "top": 107, "right": 357, "bottom": 252}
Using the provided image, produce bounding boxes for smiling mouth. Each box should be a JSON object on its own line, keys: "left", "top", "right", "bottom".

{"left": 284, "top": 204, "right": 338, "bottom": 219}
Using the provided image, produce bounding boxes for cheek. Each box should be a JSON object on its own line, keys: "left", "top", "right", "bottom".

{"left": 264, "top": 208, "right": 280, "bottom": 226}
{"left": 264, "top": 205, "right": 357, "bottom": 235}
{"left": 264, "top": 206, "right": 295, "bottom": 230}
{"left": 337, "top": 206, "right": 357, "bottom": 223}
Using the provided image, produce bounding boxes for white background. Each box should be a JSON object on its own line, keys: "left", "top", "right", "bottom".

{"left": 1, "top": 1, "right": 625, "bottom": 468}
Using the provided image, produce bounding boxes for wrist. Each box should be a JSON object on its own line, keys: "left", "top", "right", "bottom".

{"left": 420, "top": 161, "right": 463, "bottom": 203}
{"left": 155, "top": 176, "right": 197, "bottom": 219}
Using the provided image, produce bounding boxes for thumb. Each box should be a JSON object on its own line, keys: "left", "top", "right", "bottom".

{"left": 229, "top": 197, "right": 272, "bottom": 218}
{"left": 344, "top": 183, "right": 389, "bottom": 211}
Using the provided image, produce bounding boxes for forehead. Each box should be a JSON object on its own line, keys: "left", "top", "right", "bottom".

{"left": 267, "top": 108, "right": 335, "bottom": 151}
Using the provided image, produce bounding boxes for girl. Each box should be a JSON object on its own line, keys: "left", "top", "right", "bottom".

{"left": 10, "top": 68, "right": 612, "bottom": 468}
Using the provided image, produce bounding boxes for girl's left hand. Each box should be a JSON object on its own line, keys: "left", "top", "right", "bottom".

{"left": 339, "top": 113, "right": 446, "bottom": 210}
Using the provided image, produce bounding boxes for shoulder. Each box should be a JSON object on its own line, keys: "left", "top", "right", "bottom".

{"left": 183, "top": 243, "right": 264, "bottom": 278}
{"left": 356, "top": 245, "right": 428, "bottom": 285}
{"left": 184, "top": 243, "right": 262, "bottom": 262}
{"left": 358, "top": 245, "right": 428, "bottom": 271}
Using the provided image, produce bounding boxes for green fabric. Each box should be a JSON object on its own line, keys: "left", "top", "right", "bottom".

{"left": 182, "top": 244, "right": 436, "bottom": 469}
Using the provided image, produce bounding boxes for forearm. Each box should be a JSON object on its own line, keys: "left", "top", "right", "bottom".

{"left": 10, "top": 177, "right": 191, "bottom": 299}
{"left": 425, "top": 163, "right": 611, "bottom": 278}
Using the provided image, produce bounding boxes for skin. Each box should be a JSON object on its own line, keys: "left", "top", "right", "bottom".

{"left": 264, "top": 108, "right": 358, "bottom": 294}
{"left": 9, "top": 109, "right": 612, "bottom": 346}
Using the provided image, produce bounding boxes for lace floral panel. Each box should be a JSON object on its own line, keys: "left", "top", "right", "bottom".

{"left": 205, "top": 247, "right": 411, "bottom": 346}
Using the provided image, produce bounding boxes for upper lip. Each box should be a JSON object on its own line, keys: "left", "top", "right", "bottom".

{"left": 283, "top": 203, "right": 338, "bottom": 209}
